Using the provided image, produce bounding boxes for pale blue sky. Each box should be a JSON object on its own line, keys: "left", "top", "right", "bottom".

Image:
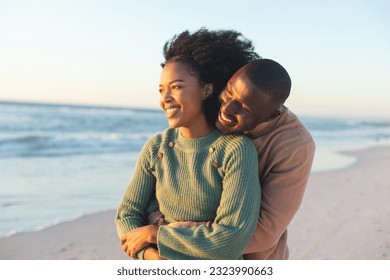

{"left": 0, "top": 0, "right": 389, "bottom": 118}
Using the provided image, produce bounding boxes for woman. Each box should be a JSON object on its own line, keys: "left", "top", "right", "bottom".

{"left": 116, "top": 29, "right": 261, "bottom": 260}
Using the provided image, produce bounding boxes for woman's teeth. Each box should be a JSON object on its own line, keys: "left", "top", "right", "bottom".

{"left": 166, "top": 107, "right": 179, "bottom": 116}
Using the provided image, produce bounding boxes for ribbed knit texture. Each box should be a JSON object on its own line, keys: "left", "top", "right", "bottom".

{"left": 116, "top": 128, "right": 261, "bottom": 260}
{"left": 243, "top": 108, "right": 315, "bottom": 259}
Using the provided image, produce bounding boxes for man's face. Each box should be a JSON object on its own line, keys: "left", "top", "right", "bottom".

{"left": 215, "top": 69, "right": 280, "bottom": 134}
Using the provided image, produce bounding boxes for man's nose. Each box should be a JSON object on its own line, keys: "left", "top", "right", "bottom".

{"left": 222, "top": 99, "right": 235, "bottom": 115}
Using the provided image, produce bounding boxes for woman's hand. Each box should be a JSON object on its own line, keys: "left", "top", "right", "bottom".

{"left": 120, "top": 225, "right": 159, "bottom": 259}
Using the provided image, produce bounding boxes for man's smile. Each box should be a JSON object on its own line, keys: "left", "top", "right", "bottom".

{"left": 219, "top": 110, "right": 237, "bottom": 126}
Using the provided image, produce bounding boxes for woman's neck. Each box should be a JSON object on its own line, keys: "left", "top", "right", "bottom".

{"left": 179, "top": 123, "right": 214, "bottom": 138}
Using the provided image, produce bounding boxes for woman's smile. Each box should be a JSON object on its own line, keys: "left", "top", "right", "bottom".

{"left": 164, "top": 106, "right": 180, "bottom": 118}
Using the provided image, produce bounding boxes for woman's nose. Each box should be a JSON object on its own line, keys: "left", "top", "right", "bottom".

{"left": 160, "top": 89, "right": 173, "bottom": 103}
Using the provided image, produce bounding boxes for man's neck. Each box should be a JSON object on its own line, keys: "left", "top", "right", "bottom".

{"left": 244, "top": 106, "right": 288, "bottom": 138}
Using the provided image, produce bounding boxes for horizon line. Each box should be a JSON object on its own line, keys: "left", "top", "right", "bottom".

{"left": 1, "top": 99, "right": 390, "bottom": 121}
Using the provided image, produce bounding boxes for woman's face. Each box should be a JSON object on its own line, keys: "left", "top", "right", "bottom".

{"left": 159, "top": 61, "right": 209, "bottom": 131}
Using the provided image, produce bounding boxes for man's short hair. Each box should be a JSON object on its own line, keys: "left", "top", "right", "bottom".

{"left": 244, "top": 59, "right": 291, "bottom": 104}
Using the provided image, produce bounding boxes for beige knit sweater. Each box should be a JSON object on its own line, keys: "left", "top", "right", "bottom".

{"left": 244, "top": 107, "right": 315, "bottom": 259}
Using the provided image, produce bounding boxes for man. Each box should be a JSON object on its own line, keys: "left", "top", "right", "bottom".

{"left": 216, "top": 59, "right": 315, "bottom": 259}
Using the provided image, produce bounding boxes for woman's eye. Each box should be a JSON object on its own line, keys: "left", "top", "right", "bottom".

{"left": 172, "top": 85, "right": 181, "bottom": 90}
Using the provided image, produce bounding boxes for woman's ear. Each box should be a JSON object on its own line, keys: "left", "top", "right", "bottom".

{"left": 203, "top": 84, "right": 214, "bottom": 100}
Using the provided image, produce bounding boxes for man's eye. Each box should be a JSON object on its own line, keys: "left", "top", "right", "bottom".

{"left": 240, "top": 104, "right": 249, "bottom": 113}
{"left": 158, "top": 88, "right": 164, "bottom": 94}
{"left": 172, "top": 85, "right": 181, "bottom": 89}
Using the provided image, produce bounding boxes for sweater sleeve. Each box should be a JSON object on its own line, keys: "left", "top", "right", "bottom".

{"left": 115, "top": 138, "right": 158, "bottom": 237}
{"left": 157, "top": 138, "right": 261, "bottom": 260}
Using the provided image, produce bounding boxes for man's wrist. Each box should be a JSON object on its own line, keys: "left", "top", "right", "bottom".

{"left": 136, "top": 246, "right": 148, "bottom": 260}
{"left": 142, "top": 245, "right": 159, "bottom": 260}
{"left": 147, "top": 224, "right": 159, "bottom": 244}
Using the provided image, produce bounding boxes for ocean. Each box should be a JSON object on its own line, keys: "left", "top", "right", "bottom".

{"left": 1, "top": 101, "right": 389, "bottom": 237}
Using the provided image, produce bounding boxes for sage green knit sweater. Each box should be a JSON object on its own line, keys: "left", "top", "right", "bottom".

{"left": 116, "top": 128, "right": 261, "bottom": 260}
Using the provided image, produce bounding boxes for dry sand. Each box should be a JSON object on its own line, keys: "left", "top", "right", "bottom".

{"left": 1, "top": 146, "right": 389, "bottom": 260}
{"left": 288, "top": 146, "right": 390, "bottom": 259}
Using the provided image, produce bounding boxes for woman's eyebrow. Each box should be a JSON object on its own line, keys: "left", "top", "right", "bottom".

{"left": 169, "top": 79, "right": 185, "bottom": 85}
{"left": 159, "top": 79, "right": 184, "bottom": 87}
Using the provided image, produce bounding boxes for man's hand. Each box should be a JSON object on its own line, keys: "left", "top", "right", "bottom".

{"left": 120, "top": 225, "right": 158, "bottom": 259}
{"left": 148, "top": 210, "right": 166, "bottom": 226}
{"left": 169, "top": 221, "right": 212, "bottom": 228}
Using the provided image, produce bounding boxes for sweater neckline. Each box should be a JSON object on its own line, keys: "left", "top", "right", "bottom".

{"left": 245, "top": 106, "right": 289, "bottom": 138}
{"left": 175, "top": 129, "right": 221, "bottom": 150}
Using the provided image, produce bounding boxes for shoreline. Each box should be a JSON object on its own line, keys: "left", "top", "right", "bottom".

{"left": 311, "top": 141, "right": 390, "bottom": 173}
{"left": 1, "top": 145, "right": 389, "bottom": 259}
{"left": 2, "top": 144, "right": 382, "bottom": 238}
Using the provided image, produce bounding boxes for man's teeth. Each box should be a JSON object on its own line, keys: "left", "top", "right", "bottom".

{"left": 221, "top": 112, "right": 233, "bottom": 123}
{"left": 166, "top": 107, "right": 179, "bottom": 115}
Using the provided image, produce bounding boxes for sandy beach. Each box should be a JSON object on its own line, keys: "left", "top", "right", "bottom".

{"left": 1, "top": 146, "right": 389, "bottom": 260}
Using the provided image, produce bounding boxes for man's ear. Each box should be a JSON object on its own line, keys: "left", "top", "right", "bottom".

{"left": 203, "top": 84, "right": 214, "bottom": 100}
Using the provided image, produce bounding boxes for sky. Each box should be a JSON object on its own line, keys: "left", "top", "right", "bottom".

{"left": 0, "top": 0, "right": 389, "bottom": 119}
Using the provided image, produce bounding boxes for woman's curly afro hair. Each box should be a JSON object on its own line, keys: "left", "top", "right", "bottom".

{"left": 161, "top": 28, "right": 261, "bottom": 126}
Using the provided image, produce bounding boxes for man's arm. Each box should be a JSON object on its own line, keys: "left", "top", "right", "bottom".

{"left": 244, "top": 137, "right": 315, "bottom": 258}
